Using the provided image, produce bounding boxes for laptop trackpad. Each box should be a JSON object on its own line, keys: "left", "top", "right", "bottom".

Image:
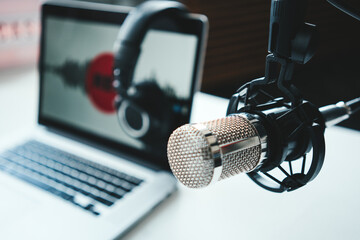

{"left": 0, "top": 174, "right": 41, "bottom": 230}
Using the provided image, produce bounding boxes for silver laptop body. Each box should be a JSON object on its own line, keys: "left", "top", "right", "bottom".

{"left": 0, "top": 1, "right": 208, "bottom": 239}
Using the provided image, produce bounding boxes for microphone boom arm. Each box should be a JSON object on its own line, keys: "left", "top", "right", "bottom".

{"left": 227, "top": 0, "right": 325, "bottom": 192}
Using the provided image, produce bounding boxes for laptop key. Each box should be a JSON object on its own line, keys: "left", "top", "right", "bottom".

{"left": 114, "top": 187, "right": 127, "bottom": 197}
{"left": 74, "top": 193, "right": 93, "bottom": 208}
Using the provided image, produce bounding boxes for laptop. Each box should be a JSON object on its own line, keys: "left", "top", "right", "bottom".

{"left": 0, "top": 1, "right": 207, "bottom": 239}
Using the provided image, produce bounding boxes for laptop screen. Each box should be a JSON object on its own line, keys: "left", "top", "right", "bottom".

{"left": 39, "top": 3, "right": 206, "bottom": 169}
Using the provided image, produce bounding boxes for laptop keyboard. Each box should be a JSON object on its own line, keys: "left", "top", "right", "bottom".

{"left": 0, "top": 140, "right": 143, "bottom": 216}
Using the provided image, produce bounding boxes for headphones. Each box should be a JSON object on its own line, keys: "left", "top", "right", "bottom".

{"left": 113, "top": 1, "right": 188, "bottom": 143}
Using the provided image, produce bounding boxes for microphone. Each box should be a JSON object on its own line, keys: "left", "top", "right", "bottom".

{"left": 167, "top": 114, "right": 265, "bottom": 188}
{"left": 167, "top": 98, "right": 360, "bottom": 189}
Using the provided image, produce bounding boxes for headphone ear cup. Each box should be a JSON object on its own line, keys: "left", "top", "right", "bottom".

{"left": 116, "top": 81, "right": 171, "bottom": 142}
{"left": 116, "top": 97, "right": 152, "bottom": 140}
{"left": 133, "top": 81, "right": 171, "bottom": 136}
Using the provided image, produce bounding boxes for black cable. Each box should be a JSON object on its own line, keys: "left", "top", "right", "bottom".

{"left": 327, "top": 0, "right": 360, "bottom": 21}
{"left": 346, "top": 97, "right": 360, "bottom": 115}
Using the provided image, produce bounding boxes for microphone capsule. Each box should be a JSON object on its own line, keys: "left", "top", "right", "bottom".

{"left": 167, "top": 114, "right": 267, "bottom": 188}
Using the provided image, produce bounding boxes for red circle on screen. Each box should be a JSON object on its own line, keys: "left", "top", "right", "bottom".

{"left": 86, "top": 52, "right": 116, "bottom": 114}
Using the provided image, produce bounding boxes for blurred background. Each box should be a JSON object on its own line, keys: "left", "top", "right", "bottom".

{"left": 1, "top": 0, "right": 359, "bottom": 129}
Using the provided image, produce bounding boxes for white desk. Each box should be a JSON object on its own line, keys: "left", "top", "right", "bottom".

{"left": 1, "top": 67, "right": 360, "bottom": 240}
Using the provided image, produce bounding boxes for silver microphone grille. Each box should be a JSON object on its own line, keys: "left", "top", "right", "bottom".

{"left": 167, "top": 114, "right": 263, "bottom": 188}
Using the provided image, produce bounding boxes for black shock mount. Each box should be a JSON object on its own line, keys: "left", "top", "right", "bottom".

{"left": 226, "top": 0, "right": 326, "bottom": 192}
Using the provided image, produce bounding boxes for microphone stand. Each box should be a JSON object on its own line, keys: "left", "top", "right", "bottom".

{"left": 227, "top": 0, "right": 326, "bottom": 192}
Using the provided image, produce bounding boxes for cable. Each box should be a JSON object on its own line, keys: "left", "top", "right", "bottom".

{"left": 327, "top": 0, "right": 360, "bottom": 21}
{"left": 346, "top": 97, "right": 360, "bottom": 114}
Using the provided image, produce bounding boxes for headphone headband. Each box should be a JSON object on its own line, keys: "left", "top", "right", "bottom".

{"left": 115, "top": 1, "right": 187, "bottom": 47}
{"left": 113, "top": 1, "right": 188, "bottom": 90}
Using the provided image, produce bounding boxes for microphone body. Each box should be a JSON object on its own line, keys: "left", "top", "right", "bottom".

{"left": 167, "top": 99, "right": 358, "bottom": 189}
{"left": 167, "top": 114, "right": 267, "bottom": 188}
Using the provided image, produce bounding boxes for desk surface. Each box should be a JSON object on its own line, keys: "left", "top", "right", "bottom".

{"left": 1, "top": 67, "right": 360, "bottom": 240}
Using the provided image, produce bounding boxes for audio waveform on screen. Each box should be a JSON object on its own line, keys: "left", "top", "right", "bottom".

{"left": 44, "top": 60, "right": 89, "bottom": 93}
{"left": 44, "top": 59, "right": 189, "bottom": 103}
